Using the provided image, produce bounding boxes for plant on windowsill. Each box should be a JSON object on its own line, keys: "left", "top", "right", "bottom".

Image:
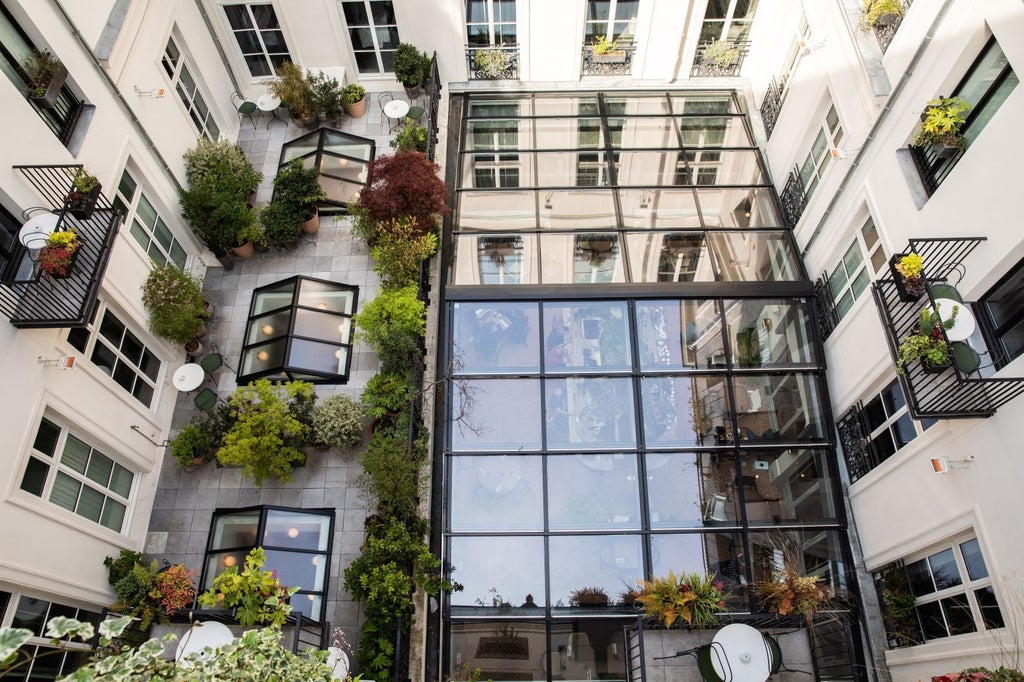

{"left": 754, "top": 564, "right": 832, "bottom": 623}
{"left": 341, "top": 82, "right": 367, "bottom": 117}
{"left": 474, "top": 47, "right": 512, "bottom": 78}
{"left": 890, "top": 251, "right": 926, "bottom": 302}
{"left": 589, "top": 34, "right": 627, "bottom": 63}
{"left": 700, "top": 39, "right": 739, "bottom": 69}
{"left": 913, "top": 96, "right": 971, "bottom": 159}
{"left": 21, "top": 48, "right": 67, "bottom": 109}
{"left": 141, "top": 263, "right": 209, "bottom": 346}
{"left": 634, "top": 571, "right": 730, "bottom": 628}
{"left": 198, "top": 547, "right": 299, "bottom": 627}
{"left": 65, "top": 167, "right": 102, "bottom": 219}
{"left": 858, "top": 0, "right": 905, "bottom": 31}
{"left": 895, "top": 305, "right": 958, "bottom": 374}
{"left": 570, "top": 586, "right": 610, "bottom": 607}
{"left": 37, "top": 229, "right": 80, "bottom": 279}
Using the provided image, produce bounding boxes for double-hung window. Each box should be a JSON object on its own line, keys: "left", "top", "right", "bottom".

{"left": 67, "top": 306, "right": 161, "bottom": 408}
{"left": 0, "top": 591, "right": 102, "bottom": 677}
{"left": 469, "top": 102, "right": 520, "bottom": 188}
{"left": 584, "top": 0, "right": 639, "bottom": 44}
{"left": 19, "top": 417, "right": 135, "bottom": 533}
{"left": 112, "top": 168, "right": 187, "bottom": 268}
{"left": 467, "top": 0, "right": 516, "bottom": 46}
{"left": 162, "top": 34, "right": 220, "bottom": 140}
{"left": 977, "top": 259, "right": 1024, "bottom": 368}
{"left": 827, "top": 217, "right": 886, "bottom": 322}
{"left": 798, "top": 103, "right": 843, "bottom": 201}
{"left": 341, "top": 0, "right": 400, "bottom": 74}
{"left": 699, "top": 0, "right": 759, "bottom": 43}
{"left": 223, "top": 4, "right": 291, "bottom": 78}
{"left": 914, "top": 38, "right": 1018, "bottom": 194}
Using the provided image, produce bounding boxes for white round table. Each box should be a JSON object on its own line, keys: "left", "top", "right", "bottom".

{"left": 19, "top": 212, "right": 60, "bottom": 250}
{"left": 934, "top": 297, "right": 976, "bottom": 342}
{"left": 383, "top": 99, "right": 410, "bottom": 120}
{"left": 175, "top": 620, "right": 234, "bottom": 663}
{"left": 173, "top": 363, "right": 205, "bottom": 392}
{"left": 711, "top": 623, "right": 772, "bottom": 682}
{"left": 257, "top": 93, "right": 280, "bottom": 113}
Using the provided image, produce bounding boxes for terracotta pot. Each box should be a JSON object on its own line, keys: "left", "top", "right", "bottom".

{"left": 231, "top": 241, "right": 255, "bottom": 259}
{"left": 301, "top": 206, "right": 320, "bottom": 234}
{"left": 344, "top": 97, "right": 367, "bottom": 118}
{"left": 185, "top": 338, "right": 203, "bottom": 356}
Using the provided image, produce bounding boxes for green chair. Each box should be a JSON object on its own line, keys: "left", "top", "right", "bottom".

{"left": 951, "top": 341, "right": 982, "bottom": 375}
{"left": 406, "top": 105, "right": 425, "bottom": 121}
{"left": 929, "top": 283, "right": 963, "bottom": 303}
{"left": 696, "top": 643, "right": 728, "bottom": 682}
{"left": 764, "top": 634, "right": 810, "bottom": 675}
{"left": 194, "top": 388, "right": 219, "bottom": 412}
{"left": 199, "top": 344, "right": 235, "bottom": 380}
{"left": 232, "top": 92, "right": 257, "bottom": 129}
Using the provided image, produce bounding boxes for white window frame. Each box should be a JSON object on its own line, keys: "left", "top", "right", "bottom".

{"left": 777, "top": 15, "right": 809, "bottom": 97}
{"left": 469, "top": 102, "right": 520, "bottom": 188}
{"left": 798, "top": 102, "right": 843, "bottom": 200}
{"left": 0, "top": 591, "right": 102, "bottom": 677}
{"left": 700, "top": 0, "right": 759, "bottom": 43}
{"left": 66, "top": 304, "right": 162, "bottom": 409}
{"left": 113, "top": 167, "right": 188, "bottom": 268}
{"left": 223, "top": 3, "right": 291, "bottom": 78}
{"left": 466, "top": 0, "right": 517, "bottom": 46}
{"left": 584, "top": 0, "right": 639, "bottom": 44}
{"left": 341, "top": 0, "right": 400, "bottom": 75}
{"left": 827, "top": 216, "right": 885, "bottom": 322}
{"left": 19, "top": 415, "right": 136, "bottom": 534}
{"left": 161, "top": 33, "right": 221, "bottom": 140}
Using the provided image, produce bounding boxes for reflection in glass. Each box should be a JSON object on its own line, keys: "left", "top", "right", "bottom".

{"left": 636, "top": 300, "right": 723, "bottom": 369}
{"left": 723, "top": 299, "right": 816, "bottom": 367}
{"left": 547, "top": 454, "right": 640, "bottom": 530}
{"left": 732, "top": 374, "right": 825, "bottom": 442}
{"left": 264, "top": 549, "right": 327, "bottom": 598}
{"left": 450, "top": 536, "right": 546, "bottom": 607}
{"left": 459, "top": 191, "right": 536, "bottom": 231}
{"left": 626, "top": 232, "right": 713, "bottom": 282}
{"left": 450, "top": 621, "right": 547, "bottom": 678}
{"left": 545, "top": 377, "right": 636, "bottom": 449}
{"left": 697, "top": 188, "right": 781, "bottom": 227}
{"left": 452, "top": 301, "right": 540, "bottom": 373}
{"left": 538, "top": 190, "right": 616, "bottom": 230}
{"left": 621, "top": 189, "right": 701, "bottom": 229}
{"left": 453, "top": 234, "right": 540, "bottom": 285}
{"left": 573, "top": 233, "right": 622, "bottom": 284}
{"left": 542, "top": 301, "right": 631, "bottom": 371}
{"left": 641, "top": 377, "right": 700, "bottom": 446}
{"left": 263, "top": 510, "right": 331, "bottom": 550}
{"left": 210, "top": 512, "right": 260, "bottom": 549}
{"left": 452, "top": 379, "right": 542, "bottom": 451}
{"left": 647, "top": 452, "right": 740, "bottom": 528}
{"left": 739, "top": 450, "right": 837, "bottom": 525}
{"left": 652, "top": 532, "right": 747, "bottom": 597}
{"left": 449, "top": 455, "right": 543, "bottom": 531}
{"left": 548, "top": 535, "right": 643, "bottom": 608}
{"left": 707, "top": 231, "right": 802, "bottom": 281}
{"left": 747, "top": 529, "right": 850, "bottom": 603}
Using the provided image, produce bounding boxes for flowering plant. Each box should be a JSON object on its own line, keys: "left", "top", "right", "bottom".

{"left": 895, "top": 252, "right": 923, "bottom": 280}
{"left": 38, "top": 229, "right": 80, "bottom": 277}
{"left": 152, "top": 564, "right": 198, "bottom": 615}
{"left": 932, "top": 668, "right": 1024, "bottom": 682}
{"left": 634, "top": 571, "right": 730, "bottom": 628}
{"left": 755, "top": 565, "right": 832, "bottom": 622}
{"left": 198, "top": 547, "right": 299, "bottom": 627}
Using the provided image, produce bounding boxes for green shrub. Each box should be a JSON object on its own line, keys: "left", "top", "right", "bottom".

{"left": 198, "top": 547, "right": 298, "bottom": 627}
{"left": 342, "top": 83, "right": 366, "bottom": 105}
{"left": 357, "top": 433, "right": 424, "bottom": 518}
{"left": 393, "top": 43, "right": 428, "bottom": 87}
{"left": 309, "top": 70, "right": 343, "bottom": 120}
{"left": 183, "top": 138, "right": 262, "bottom": 194}
{"left": 354, "top": 286, "right": 425, "bottom": 374}
{"left": 369, "top": 217, "right": 438, "bottom": 289}
{"left": 312, "top": 394, "right": 366, "bottom": 448}
{"left": 390, "top": 119, "right": 428, "bottom": 153}
{"left": 169, "top": 421, "right": 216, "bottom": 466}
{"left": 103, "top": 549, "right": 146, "bottom": 587}
{"left": 260, "top": 201, "right": 302, "bottom": 248}
{"left": 141, "top": 264, "right": 208, "bottom": 345}
{"left": 361, "top": 373, "right": 415, "bottom": 420}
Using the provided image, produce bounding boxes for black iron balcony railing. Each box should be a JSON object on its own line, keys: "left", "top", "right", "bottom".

{"left": 779, "top": 167, "right": 807, "bottom": 228}
{"left": 814, "top": 275, "right": 840, "bottom": 341}
{"left": 466, "top": 44, "right": 520, "bottom": 80}
{"left": 873, "top": 237, "right": 1024, "bottom": 419}
{"left": 426, "top": 52, "right": 442, "bottom": 163}
{"left": 760, "top": 77, "right": 784, "bottom": 139}
{"left": 908, "top": 143, "right": 961, "bottom": 198}
{"left": 581, "top": 42, "right": 637, "bottom": 77}
{"left": 690, "top": 41, "right": 751, "bottom": 78}
{"left": 6, "top": 165, "right": 123, "bottom": 328}
{"left": 871, "top": 0, "right": 914, "bottom": 53}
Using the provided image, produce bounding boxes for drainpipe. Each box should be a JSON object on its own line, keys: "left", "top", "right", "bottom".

{"left": 799, "top": 0, "right": 956, "bottom": 258}
{"left": 44, "top": 0, "right": 183, "bottom": 194}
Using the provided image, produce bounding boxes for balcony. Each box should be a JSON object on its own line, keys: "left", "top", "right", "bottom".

{"left": 760, "top": 77, "right": 784, "bottom": 139}
{"left": 872, "top": 237, "right": 1024, "bottom": 419}
{"left": 870, "top": 0, "right": 914, "bottom": 53}
{"left": 690, "top": 41, "right": 750, "bottom": 78}
{"left": 779, "top": 167, "right": 807, "bottom": 228}
{"left": 466, "top": 44, "right": 520, "bottom": 80}
{"left": 6, "top": 165, "right": 122, "bottom": 328}
{"left": 581, "top": 42, "right": 636, "bottom": 77}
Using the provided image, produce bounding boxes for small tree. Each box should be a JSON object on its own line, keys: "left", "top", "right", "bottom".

{"left": 198, "top": 547, "right": 299, "bottom": 627}
{"left": 141, "top": 264, "right": 208, "bottom": 345}
{"left": 353, "top": 286, "right": 425, "bottom": 374}
{"left": 369, "top": 217, "right": 438, "bottom": 289}
{"left": 355, "top": 152, "right": 449, "bottom": 238}
{"left": 217, "top": 380, "right": 316, "bottom": 485}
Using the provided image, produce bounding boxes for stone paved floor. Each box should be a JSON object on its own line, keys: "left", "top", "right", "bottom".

{"left": 144, "top": 93, "right": 411, "bottom": 646}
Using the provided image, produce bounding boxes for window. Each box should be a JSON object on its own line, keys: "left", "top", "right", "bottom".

{"left": 677, "top": 100, "right": 731, "bottom": 186}
{"left": 798, "top": 103, "right": 843, "bottom": 200}
{"left": 777, "top": 15, "right": 809, "bottom": 95}
{"left": 341, "top": 0, "right": 399, "bottom": 74}
{"left": 112, "top": 168, "right": 187, "bottom": 268}
{"left": 161, "top": 34, "right": 220, "bottom": 140}
{"left": 469, "top": 102, "right": 520, "bottom": 188}
{"left": 577, "top": 100, "right": 624, "bottom": 187}
{"left": 223, "top": 4, "right": 290, "bottom": 78}
{"left": 478, "top": 237, "right": 522, "bottom": 285}
{"left": 913, "top": 38, "right": 1018, "bottom": 194}
{"left": 1, "top": 592, "right": 102, "bottom": 679}
{"left": 584, "top": 0, "right": 639, "bottom": 44}
{"left": 977, "top": 258, "right": 1024, "bottom": 368}
{"left": 19, "top": 417, "right": 135, "bottom": 533}
{"left": 202, "top": 507, "right": 334, "bottom": 621}
{"left": 67, "top": 306, "right": 161, "bottom": 408}
{"left": 467, "top": 0, "right": 516, "bottom": 46}
{"left": 879, "top": 536, "right": 1004, "bottom": 646}
{"left": 827, "top": 217, "right": 886, "bottom": 322}
{"left": 699, "top": 0, "right": 759, "bottom": 43}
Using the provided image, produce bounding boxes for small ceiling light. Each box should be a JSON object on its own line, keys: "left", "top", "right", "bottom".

{"left": 257, "top": 351, "right": 269, "bottom": 362}
{"left": 334, "top": 349, "right": 343, "bottom": 359}
{"left": 287, "top": 527, "right": 299, "bottom": 538}
{"left": 223, "top": 555, "right": 237, "bottom": 567}
{"left": 261, "top": 324, "right": 274, "bottom": 336}
{"left": 318, "top": 302, "right": 328, "bottom": 310}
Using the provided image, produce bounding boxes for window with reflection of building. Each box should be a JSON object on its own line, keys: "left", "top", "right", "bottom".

{"left": 468, "top": 102, "right": 521, "bottom": 188}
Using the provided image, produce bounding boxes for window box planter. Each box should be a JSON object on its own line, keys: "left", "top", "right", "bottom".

{"left": 592, "top": 51, "right": 628, "bottom": 64}
{"left": 28, "top": 64, "right": 67, "bottom": 110}
{"left": 888, "top": 254, "right": 925, "bottom": 303}
{"left": 921, "top": 357, "right": 951, "bottom": 374}
{"left": 928, "top": 141, "right": 961, "bottom": 159}
{"left": 66, "top": 184, "right": 102, "bottom": 220}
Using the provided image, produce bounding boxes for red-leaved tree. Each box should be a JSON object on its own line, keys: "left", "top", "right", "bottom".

{"left": 356, "top": 151, "right": 449, "bottom": 236}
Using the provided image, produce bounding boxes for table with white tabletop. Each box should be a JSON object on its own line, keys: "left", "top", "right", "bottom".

{"left": 256, "top": 93, "right": 283, "bottom": 127}
{"left": 933, "top": 297, "right": 976, "bottom": 342}
{"left": 383, "top": 99, "right": 410, "bottom": 131}
{"left": 19, "top": 212, "right": 60, "bottom": 251}
{"left": 172, "top": 363, "right": 205, "bottom": 392}
{"left": 711, "top": 623, "right": 773, "bottom": 682}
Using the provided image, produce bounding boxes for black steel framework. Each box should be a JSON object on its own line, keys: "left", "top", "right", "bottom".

{"left": 434, "top": 89, "right": 869, "bottom": 682}
{"left": 427, "top": 52, "right": 443, "bottom": 162}
{"left": 6, "top": 165, "right": 123, "bottom": 328}
{"left": 277, "top": 128, "right": 375, "bottom": 215}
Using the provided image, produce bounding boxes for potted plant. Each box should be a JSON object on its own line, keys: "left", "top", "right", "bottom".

{"left": 353, "top": 286, "right": 426, "bottom": 375}
{"left": 21, "top": 49, "right": 67, "bottom": 109}
{"left": 394, "top": 43, "right": 429, "bottom": 98}
{"left": 474, "top": 47, "right": 511, "bottom": 78}
{"left": 183, "top": 139, "right": 262, "bottom": 199}
{"left": 312, "top": 394, "right": 367, "bottom": 448}
{"left": 390, "top": 118, "right": 428, "bottom": 153}
{"left": 217, "top": 379, "right": 316, "bottom": 485}
{"left": 169, "top": 420, "right": 217, "bottom": 468}
{"left": 859, "top": 0, "right": 905, "bottom": 31}
{"left": 754, "top": 564, "right": 831, "bottom": 623}
{"left": 342, "top": 83, "right": 367, "bottom": 117}
{"left": 634, "top": 571, "right": 730, "bottom": 628}
{"left": 913, "top": 96, "right": 971, "bottom": 159}
{"left": 361, "top": 373, "right": 414, "bottom": 421}
{"left": 38, "top": 229, "right": 81, "bottom": 279}
{"left": 896, "top": 306, "right": 958, "bottom": 374}
{"left": 701, "top": 39, "right": 739, "bottom": 69}
{"left": 369, "top": 217, "right": 438, "bottom": 289}
{"left": 590, "top": 34, "right": 627, "bottom": 63}
{"left": 65, "top": 168, "right": 102, "bottom": 219}
{"left": 569, "top": 586, "right": 609, "bottom": 607}
{"left": 309, "top": 70, "right": 344, "bottom": 124}
{"left": 270, "top": 158, "right": 328, "bottom": 235}
{"left": 198, "top": 547, "right": 299, "bottom": 627}
{"left": 269, "top": 61, "right": 316, "bottom": 126}
{"left": 354, "top": 152, "right": 450, "bottom": 244}
{"left": 889, "top": 252, "right": 926, "bottom": 302}
{"left": 141, "top": 264, "right": 208, "bottom": 346}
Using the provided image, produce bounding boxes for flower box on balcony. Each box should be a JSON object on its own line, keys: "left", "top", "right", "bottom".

{"left": 889, "top": 253, "right": 925, "bottom": 303}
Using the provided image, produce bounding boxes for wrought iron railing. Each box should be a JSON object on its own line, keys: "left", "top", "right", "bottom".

{"left": 871, "top": 0, "right": 914, "bottom": 53}
{"left": 690, "top": 41, "right": 751, "bottom": 78}
{"left": 581, "top": 42, "right": 637, "bottom": 77}
{"left": 873, "top": 237, "right": 1024, "bottom": 419}
{"left": 779, "top": 167, "right": 807, "bottom": 228}
{"left": 814, "top": 275, "right": 839, "bottom": 341}
{"left": 760, "top": 77, "right": 784, "bottom": 139}
{"left": 426, "top": 52, "right": 442, "bottom": 163}
{"left": 908, "top": 143, "right": 961, "bottom": 198}
{"left": 32, "top": 83, "right": 84, "bottom": 145}
{"left": 837, "top": 401, "right": 881, "bottom": 483}
{"left": 466, "top": 44, "right": 520, "bottom": 80}
{"left": 5, "top": 165, "right": 122, "bottom": 328}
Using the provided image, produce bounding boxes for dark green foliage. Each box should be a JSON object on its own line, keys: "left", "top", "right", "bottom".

{"left": 357, "top": 434, "right": 424, "bottom": 519}
{"left": 103, "top": 549, "right": 146, "bottom": 587}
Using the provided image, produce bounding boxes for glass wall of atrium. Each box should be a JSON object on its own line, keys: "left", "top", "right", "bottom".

{"left": 437, "top": 91, "right": 862, "bottom": 681}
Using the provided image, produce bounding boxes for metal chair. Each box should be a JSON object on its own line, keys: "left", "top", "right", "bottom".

{"left": 378, "top": 91, "right": 394, "bottom": 125}
{"left": 951, "top": 341, "right": 983, "bottom": 375}
{"left": 193, "top": 388, "right": 219, "bottom": 412}
{"left": 930, "top": 283, "right": 963, "bottom": 303}
{"left": 696, "top": 643, "right": 728, "bottom": 682}
{"left": 406, "top": 105, "right": 425, "bottom": 122}
{"left": 199, "top": 343, "right": 235, "bottom": 381}
{"left": 764, "top": 634, "right": 811, "bottom": 675}
{"left": 231, "top": 92, "right": 258, "bottom": 129}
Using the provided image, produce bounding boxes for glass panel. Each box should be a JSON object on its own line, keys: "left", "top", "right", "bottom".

{"left": 293, "top": 309, "right": 351, "bottom": 344}
{"left": 548, "top": 535, "right": 643, "bottom": 609}
{"left": 651, "top": 532, "right": 747, "bottom": 597}
{"left": 740, "top": 450, "right": 837, "bottom": 525}
{"left": 545, "top": 377, "right": 636, "bottom": 450}
{"left": 628, "top": 233, "right": 714, "bottom": 282}
{"left": 252, "top": 282, "right": 296, "bottom": 315}
{"left": 62, "top": 436, "right": 90, "bottom": 474}
{"left": 547, "top": 454, "right": 640, "bottom": 530}
{"left": 449, "top": 455, "right": 543, "bottom": 531}
{"left": 13, "top": 597, "right": 50, "bottom": 635}
{"left": 647, "top": 452, "right": 735, "bottom": 528}
{"left": 538, "top": 191, "right": 616, "bottom": 230}
{"left": 20, "top": 457, "right": 49, "bottom": 496}
{"left": 451, "top": 379, "right": 542, "bottom": 451}
{"left": 975, "top": 587, "right": 1004, "bottom": 629}
{"left": 203, "top": 551, "right": 250, "bottom": 589}
{"left": 76, "top": 485, "right": 104, "bottom": 522}
{"left": 263, "top": 549, "right": 327, "bottom": 595}
{"left": 452, "top": 301, "right": 540, "bottom": 374}
{"left": 905, "top": 557, "right": 933, "bottom": 597}
{"left": 247, "top": 309, "right": 292, "bottom": 345}
{"left": 241, "top": 339, "right": 288, "bottom": 376}
{"left": 747, "top": 529, "right": 850, "bottom": 602}
{"left": 722, "top": 299, "right": 817, "bottom": 367}
{"left": 101, "top": 500, "right": 126, "bottom": 532}
{"left": 541, "top": 301, "right": 631, "bottom": 371}
{"left": 458, "top": 191, "right": 536, "bottom": 230}
{"left": 33, "top": 418, "right": 61, "bottom": 457}
{"left": 959, "top": 538, "right": 988, "bottom": 580}
{"left": 210, "top": 511, "right": 260, "bottom": 550}
{"left": 941, "top": 594, "right": 976, "bottom": 636}
{"left": 449, "top": 621, "right": 546, "bottom": 677}
{"left": 50, "top": 472, "right": 80, "bottom": 511}
{"left": 85, "top": 452, "right": 113, "bottom": 486}
{"left": 697, "top": 188, "right": 782, "bottom": 227}
{"left": 928, "top": 548, "right": 962, "bottom": 591}
{"left": 621, "top": 189, "right": 702, "bottom": 229}
{"left": 641, "top": 377, "right": 701, "bottom": 447}
{"left": 707, "top": 231, "right": 802, "bottom": 282}
{"left": 450, "top": 536, "right": 546, "bottom": 609}
{"left": 288, "top": 338, "right": 348, "bottom": 375}
{"left": 297, "top": 281, "right": 355, "bottom": 313}
{"left": 264, "top": 510, "right": 331, "bottom": 551}
{"left": 731, "top": 374, "right": 825, "bottom": 442}
{"left": 636, "top": 300, "right": 723, "bottom": 369}
{"left": 538, "top": 233, "right": 625, "bottom": 285}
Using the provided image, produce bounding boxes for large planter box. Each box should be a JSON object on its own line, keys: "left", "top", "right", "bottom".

{"left": 29, "top": 65, "right": 67, "bottom": 110}
{"left": 889, "top": 254, "right": 925, "bottom": 303}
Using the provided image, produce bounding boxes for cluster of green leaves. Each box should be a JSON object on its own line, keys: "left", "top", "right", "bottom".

{"left": 198, "top": 548, "right": 298, "bottom": 627}
{"left": 914, "top": 96, "right": 972, "bottom": 148}
{"left": 180, "top": 140, "right": 263, "bottom": 256}
{"left": 102, "top": 550, "right": 197, "bottom": 630}
{"left": 634, "top": 570, "right": 730, "bottom": 628}
{"left": 356, "top": 433, "right": 426, "bottom": 519}
{"left": 169, "top": 403, "right": 234, "bottom": 468}
{"left": 262, "top": 159, "right": 329, "bottom": 247}
{"left": 353, "top": 286, "right": 426, "bottom": 376}
{"left": 896, "top": 306, "right": 958, "bottom": 374}
{"left": 390, "top": 119, "right": 428, "bottom": 153}
{"left": 369, "top": 217, "right": 438, "bottom": 289}
{"left": 312, "top": 393, "right": 367, "bottom": 449}
{"left": 141, "top": 264, "right": 209, "bottom": 345}
{"left": 392, "top": 43, "right": 430, "bottom": 88}
{"left": 858, "top": 0, "right": 905, "bottom": 31}
{"left": 361, "top": 373, "right": 415, "bottom": 420}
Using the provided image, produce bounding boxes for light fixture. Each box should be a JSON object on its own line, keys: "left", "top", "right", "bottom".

{"left": 261, "top": 324, "right": 274, "bottom": 336}
{"left": 256, "top": 351, "right": 269, "bottom": 361}
{"left": 223, "top": 555, "right": 237, "bottom": 567}
{"left": 317, "top": 302, "right": 328, "bottom": 310}
{"left": 287, "top": 526, "right": 299, "bottom": 538}
{"left": 931, "top": 455, "right": 975, "bottom": 474}
{"left": 38, "top": 355, "right": 75, "bottom": 370}
{"left": 311, "top": 556, "right": 319, "bottom": 566}
{"left": 335, "top": 349, "right": 343, "bottom": 359}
